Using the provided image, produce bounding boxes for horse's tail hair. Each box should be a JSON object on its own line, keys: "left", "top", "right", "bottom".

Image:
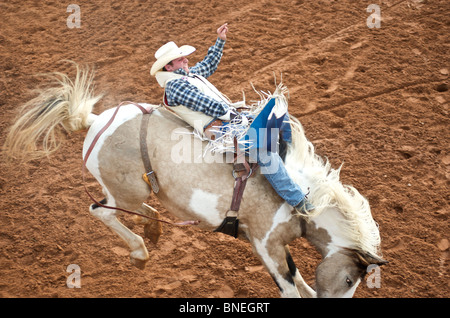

{"left": 2, "top": 62, "right": 102, "bottom": 162}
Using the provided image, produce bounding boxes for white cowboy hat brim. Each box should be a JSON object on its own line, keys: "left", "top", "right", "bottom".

{"left": 150, "top": 42, "right": 196, "bottom": 76}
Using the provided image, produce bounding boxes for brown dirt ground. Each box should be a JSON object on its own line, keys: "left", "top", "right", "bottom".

{"left": 0, "top": 0, "right": 448, "bottom": 298}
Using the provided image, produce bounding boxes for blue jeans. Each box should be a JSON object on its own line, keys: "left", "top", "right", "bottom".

{"left": 242, "top": 116, "right": 303, "bottom": 206}
{"left": 254, "top": 150, "right": 305, "bottom": 207}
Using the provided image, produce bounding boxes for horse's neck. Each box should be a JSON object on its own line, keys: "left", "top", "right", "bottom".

{"left": 304, "top": 207, "right": 353, "bottom": 258}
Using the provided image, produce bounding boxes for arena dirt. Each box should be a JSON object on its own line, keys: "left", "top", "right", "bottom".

{"left": 0, "top": 0, "right": 448, "bottom": 298}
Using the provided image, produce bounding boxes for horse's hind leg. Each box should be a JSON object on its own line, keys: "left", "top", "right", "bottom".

{"left": 89, "top": 198, "right": 149, "bottom": 269}
{"left": 132, "top": 203, "right": 163, "bottom": 244}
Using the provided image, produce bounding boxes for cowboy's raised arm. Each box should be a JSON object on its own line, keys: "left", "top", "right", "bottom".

{"left": 189, "top": 23, "right": 229, "bottom": 78}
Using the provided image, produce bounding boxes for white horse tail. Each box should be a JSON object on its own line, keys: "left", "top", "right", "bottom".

{"left": 2, "top": 62, "right": 102, "bottom": 161}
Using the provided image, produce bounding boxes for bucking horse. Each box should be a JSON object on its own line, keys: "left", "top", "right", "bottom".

{"left": 3, "top": 63, "right": 387, "bottom": 297}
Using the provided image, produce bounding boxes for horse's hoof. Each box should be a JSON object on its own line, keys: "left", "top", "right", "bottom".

{"left": 144, "top": 223, "right": 162, "bottom": 244}
{"left": 130, "top": 257, "right": 147, "bottom": 270}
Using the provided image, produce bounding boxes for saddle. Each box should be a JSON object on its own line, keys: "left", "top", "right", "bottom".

{"left": 212, "top": 98, "right": 290, "bottom": 238}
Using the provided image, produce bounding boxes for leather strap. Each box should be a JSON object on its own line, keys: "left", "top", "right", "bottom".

{"left": 84, "top": 101, "right": 151, "bottom": 165}
{"left": 214, "top": 138, "right": 258, "bottom": 238}
{"left": 140, "top": 110, "right": 159, "bottom": 193}
{"left": 229, "top": 161, "right": 258, "bottom": 212}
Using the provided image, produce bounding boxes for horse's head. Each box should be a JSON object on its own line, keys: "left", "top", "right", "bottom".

{"left": 315, "top": 248, "right": 388, "bottom": 298}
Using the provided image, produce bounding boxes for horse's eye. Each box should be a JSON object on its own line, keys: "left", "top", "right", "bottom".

{"left": 346, "top": 277, "right": 353, "bottom": 287}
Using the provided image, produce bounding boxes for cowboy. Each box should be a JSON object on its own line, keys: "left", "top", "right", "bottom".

{"left": 150, "top": 23, "right": 314, "bottom": 214}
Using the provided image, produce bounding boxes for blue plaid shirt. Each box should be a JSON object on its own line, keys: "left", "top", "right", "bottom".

{"left": 165, "top": 38, "right": 229, "bottom": 118}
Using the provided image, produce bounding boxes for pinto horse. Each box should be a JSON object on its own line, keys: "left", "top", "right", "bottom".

{"left": 3, "top": 64, "right": 387, "bottom": 298}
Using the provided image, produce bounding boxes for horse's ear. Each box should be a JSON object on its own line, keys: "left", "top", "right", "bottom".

{"left": 355, "top": 250, "right": 388, "bottom": 267}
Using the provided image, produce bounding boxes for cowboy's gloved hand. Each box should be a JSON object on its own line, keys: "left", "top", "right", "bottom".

{"left": 218, "top": 108, "right": 234, "bottom": 121}
{"left": 218, "top": 108, "right": 248, "bottom": 125}
{"left": 230, "top": 111, "right": 249, "bottom": 126}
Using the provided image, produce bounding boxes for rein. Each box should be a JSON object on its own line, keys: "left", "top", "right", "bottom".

{"left": 82, "top": 101, "right": 200, "bottom": 227}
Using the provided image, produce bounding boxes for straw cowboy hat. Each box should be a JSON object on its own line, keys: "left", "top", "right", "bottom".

{"left": 150, "top": 41, "right": 196, "bottom": 76}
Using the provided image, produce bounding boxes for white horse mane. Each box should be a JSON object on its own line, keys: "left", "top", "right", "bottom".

{"left": 285, "top": 116, "right": 382, "bottom": 257}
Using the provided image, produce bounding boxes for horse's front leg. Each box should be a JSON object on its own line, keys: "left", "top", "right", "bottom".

{"left": 285, "top": 246, "right": 317, "bottom": 298}
{"left": 251, "top": 237, "right": 301, "bottom": 297}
